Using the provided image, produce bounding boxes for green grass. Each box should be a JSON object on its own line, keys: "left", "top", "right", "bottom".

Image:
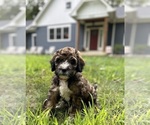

{"left": 125, "top": 57, "right": 150, "bottom": 124}
{"left": 0, "top": 55, "right": 26, "bottom": 125}
{"left": 1, "top": 55, "right": 149, "bottom": 125}
{"left": 26, "top": 55, "right": 124, "bottom": 125}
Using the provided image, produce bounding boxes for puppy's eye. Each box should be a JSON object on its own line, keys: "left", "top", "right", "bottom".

{"left": 55, "top": 57, "right": 62, "bottom": 64}
{"left": 69, "top": 57, "right": 77, "bottom": 65}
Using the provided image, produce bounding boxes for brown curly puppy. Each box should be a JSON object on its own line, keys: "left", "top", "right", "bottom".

{"left": 43, "top": 47, "right": 97, "bottom": 115}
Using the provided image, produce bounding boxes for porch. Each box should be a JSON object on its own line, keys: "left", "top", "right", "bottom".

{"left": 76, "top": 18, "right": 108, "bottom": 53}
{"left": 70, "top": 0, "right": 114, "bottom": 53}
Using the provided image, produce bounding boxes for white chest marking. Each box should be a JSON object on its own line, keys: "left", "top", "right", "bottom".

{"left": 59, "top": 80, "right": 72, "bottom": 101}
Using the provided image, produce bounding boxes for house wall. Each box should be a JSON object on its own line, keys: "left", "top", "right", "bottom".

{"left": 79, "top": 24, "right": 85, "bottom": 50}
{"left": 125, "top": 23, "right": 132, "bottom": 46}
{"left": 133, "top": 23, "right": 150, "bottom": 54}
{"left": 16, "top": 27, "right": 25, "bottom": 46}
{"left": 1, "top": 27, "right": 25, "bottom": 49}
{"left": 107, "top": 23, "right": 113, "bottom": 46}
{"left": 37, "top": 0, "right": 80, "bottom": 26}
{"left": 135, "top": 23, "right": 150, "bottom": 45}
{"left": 35, "top": 23, "right": 76, "bottom": 51}
{"left": 1, "top": 33, "right": 9, "bottom": 49}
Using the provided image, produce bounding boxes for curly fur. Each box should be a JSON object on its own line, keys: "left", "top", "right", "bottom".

{"left": 43, "top": 47, "right": 97, "bottom": 115}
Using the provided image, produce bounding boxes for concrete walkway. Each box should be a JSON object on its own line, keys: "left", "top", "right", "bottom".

{"left": 80, "top": 51, "right": 108, "bottom": 56}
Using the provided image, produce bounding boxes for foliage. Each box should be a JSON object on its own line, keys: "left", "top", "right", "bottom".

{"left": 0, "top": 0, "right": 25, "bottom": 20}
{"left": 113, "top": 44, "right": 124, "bottom": 54}
{"left": 26, "top": 0, "right": 45, "bottom": 20}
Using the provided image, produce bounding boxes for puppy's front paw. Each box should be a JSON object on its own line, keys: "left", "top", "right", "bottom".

{"left": 42, "top": 99, "right": 48, "bottom": 110}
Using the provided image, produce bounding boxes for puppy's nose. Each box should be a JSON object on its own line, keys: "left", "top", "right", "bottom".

{"left": 61, "top": 68, "right": 67, "bottom": 73}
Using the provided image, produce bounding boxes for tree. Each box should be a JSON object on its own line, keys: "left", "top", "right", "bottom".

{"left": 26, "top": 0, "right": 45, "bottom": 20}
{"left": 0, "top": 0, "right": 22, "bottom": 20}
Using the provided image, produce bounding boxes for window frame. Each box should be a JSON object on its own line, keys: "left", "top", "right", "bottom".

{"left": 47, "top": 24, "right": 71, "bottom": 42}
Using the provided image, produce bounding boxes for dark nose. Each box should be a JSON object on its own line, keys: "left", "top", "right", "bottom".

{"left": 61, "top": 69, "right": 67, "bottom": 73}
{"left": 59, "top": 67, "right": 68, "bottom": 73}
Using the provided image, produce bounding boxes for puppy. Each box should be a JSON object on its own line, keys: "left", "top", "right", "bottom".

{"left": 43, "top": 47, "right": 97, "bottom": 115}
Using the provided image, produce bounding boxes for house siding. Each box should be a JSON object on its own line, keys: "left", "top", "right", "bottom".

{"left": 107, "top": 23, "right": 113, "bottom": 46}
{"left": 1, "top": 33, "right": 9, "bottom": 49}
{"left": 36, "top": 23, "right": 76, "bottom": 52}
{"left": 135, "top": 23, "right": 150, "bottom": 45}
{"left": 16, "top": 27, "right": 25, "bottom": 46}
{"left": 1, "top": 27, "right": 25, "bottom": 49}
{"left": 125, "top": 23, "right": 132, "bottom": 46}
{"left": 133, "top": 23, "right": 150, "bottom": 54}
{"left": 79, "top": 24, "right": 84, "bottom": 50}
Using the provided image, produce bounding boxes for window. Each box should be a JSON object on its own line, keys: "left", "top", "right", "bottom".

{"left": 50, "top": 29, "right": 54, "bottom": 40}
{"left": 63, "top": 27, "right": 69, "bottom": 39}
{"left": 48, "top": 25, "right": 71, "bottom": 42}
{"left": 56, "top": 28, "right": 61, "bottom": 39}
{"left": 66, "top": 2, "right": 71, "bottom": 9}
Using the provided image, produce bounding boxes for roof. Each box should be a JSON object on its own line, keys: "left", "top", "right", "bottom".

{"left": 26, "top": 20, "right": 33, "bottom": 27}
{"left": 71, "top": 0, "right": 115, "bottom": 19}
{"left": 0, "top": 20, "right": 10, "bottom": 27}
{"left": 0, "top": 8, "right": 25, "bottom": 31}
{"left": 116, "top": 6, "right": 124, "bottom": 18}
{"left": 137, "top": 6, "right": 150, "bottom": 18}
{"left": 26, "top": 0, "right": 150, "bottom": 30}
{"left": 26, "top": 0, "right": 52, "bottom": 30}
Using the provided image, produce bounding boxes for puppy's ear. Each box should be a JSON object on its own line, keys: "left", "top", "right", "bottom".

{"left": 76, "top": 51, "right": 85, "bottom": 72}
{"left": 50, "top": 58, "right": 55, "bottom": 71}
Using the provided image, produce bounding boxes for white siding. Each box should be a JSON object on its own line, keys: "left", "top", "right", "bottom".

{"left": 16, "top": 14, "right": 25, "bottom": 27}
{"left": 37, "top": 0, "right": 80, "bottom": 26}
{"left": 77, "top": 1, "right": 108, "bottom": 19}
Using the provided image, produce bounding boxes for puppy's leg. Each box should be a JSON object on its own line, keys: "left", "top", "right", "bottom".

{"left": 68, "top": 96, "right": 82, "bottom": 116}
{"left": 42, "top": 86, "right": 60, "bottom": 110}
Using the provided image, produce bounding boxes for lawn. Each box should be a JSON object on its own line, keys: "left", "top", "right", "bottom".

{"left": 0, "top": 55, "right": 149, "bottom": 125}
{"left": 26, "top": 55, "right": 124, "bottom": 125}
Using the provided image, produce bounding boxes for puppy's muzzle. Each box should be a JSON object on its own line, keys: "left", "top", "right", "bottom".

{"left": 59, "top": 67, "right": 68, "bottom": 74}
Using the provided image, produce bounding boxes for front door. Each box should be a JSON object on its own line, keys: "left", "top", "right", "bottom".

{"left": 90, "top": 29, "right": 98, "bottom": 50}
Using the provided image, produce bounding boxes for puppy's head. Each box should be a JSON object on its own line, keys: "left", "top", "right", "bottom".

{"left": 50, "top": 47, "right": 85, "bottom": 80}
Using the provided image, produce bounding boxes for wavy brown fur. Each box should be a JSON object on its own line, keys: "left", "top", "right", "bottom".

{"left": 43, "top": 47, "right": 97, "bottom": 115}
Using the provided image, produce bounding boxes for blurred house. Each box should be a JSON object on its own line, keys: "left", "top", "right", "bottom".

{"left": 26, "top": 0, "right": 124, "bottom": 54}
{"left": 26, "top": 0, "right": 150, "bottom": 55}
{"left": 0, "top": 8, "right": 26, "bottom": 54}
{"left": 125, "top": 5, "right": 150, "bottom": 55}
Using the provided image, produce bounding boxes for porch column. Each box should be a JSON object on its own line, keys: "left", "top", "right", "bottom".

{"left": 102, "top": 17, "right": 108, "bottom": 52}
{"left": 76, "top": 21, "right": 80, "bottom": 50}
{"left": 111, "top": 23, "right": 116, "bottom": 54}
{"left": 130, "top": 23, "right": 137, "bottom": 54}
